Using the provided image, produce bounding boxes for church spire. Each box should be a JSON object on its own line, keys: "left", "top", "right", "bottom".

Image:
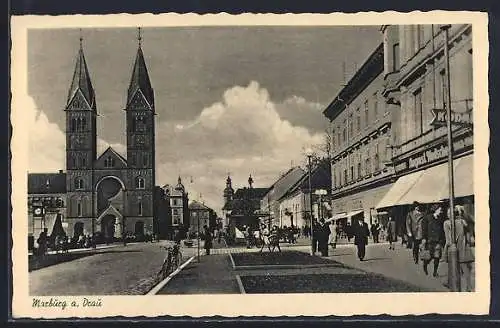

{"left": 126, "top": 27, "right": 154, "bottom": 110}
{"left": 66, "top": 29, "right": 96, "bottom": 110}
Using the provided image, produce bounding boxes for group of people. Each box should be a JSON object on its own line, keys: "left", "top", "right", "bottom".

{"left": 404, "top": 201, "right": 475, "bottom": 291}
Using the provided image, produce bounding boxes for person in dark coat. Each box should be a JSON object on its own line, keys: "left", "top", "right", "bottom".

{"left": 386, "top": 214, "right": 397, "bottom": 250}
{"left": 203, "top": 226, "right": 213, "bottom": 255}
{"left": 406, "top": 201, "right": 425, "bottom": 264}
{"left": 37, "top": 228, "right": 48, "bottom": 256}
{"left": 371, "top": 221, "right": 381, "bottom": 243}
{"left": 354, "top": 218, "right": 370, "bottom": 261}
{"left": 317, "top": 218, "right": 330, "bottom": 256}
{"left": 422, "top": 204, "right": 445, "bottom": 277}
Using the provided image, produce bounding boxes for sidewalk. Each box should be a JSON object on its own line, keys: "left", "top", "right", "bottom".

{"left": 157, "top": 254, "right": 240, "bottom": 294}
{"left": 317, "top": 242, "right": 451, "bottom": 292}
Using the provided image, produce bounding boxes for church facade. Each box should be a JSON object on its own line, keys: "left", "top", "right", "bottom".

{"left": 63, "top": 35, "right": 156, "bottom": 242}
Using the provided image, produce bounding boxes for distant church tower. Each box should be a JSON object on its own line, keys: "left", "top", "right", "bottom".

{"left": 223, "top": 175, "right": 234, "bottom": 205}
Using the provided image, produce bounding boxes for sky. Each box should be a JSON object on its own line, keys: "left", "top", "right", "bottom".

{"left": 26, "top": 26, "right": 382, "bottom": 213}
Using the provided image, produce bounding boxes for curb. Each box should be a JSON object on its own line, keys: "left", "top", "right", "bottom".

{"left": 146, "top": 256, "right": 195, "bottom": 295}
{"left": 228, "top": 253, "right": 236, "bottom": 270}
{"left": 235, "top": 275, "right": 246, "bottom": 294}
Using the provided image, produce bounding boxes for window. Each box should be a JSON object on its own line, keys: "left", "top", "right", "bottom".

{"left": 130, "top": 154, "right": 136, "bottom": 166}
{"left": 393, "top": 43, "right": 400, "bottom": 71}
{"left": 356, "top": 112, "right": 361, "bottom": 132}
{"left": 331, "top": 129, "right": 335, "bottom": 148}
{"left": 81, "top": 118, "right": 87, "bottom": 131}
{"left": 104, "top": 156, "right": 115, "bottom": 168}
{"left": 342, "top": 128, "right": 346, "bottom": 143}
{"left": 77, "top": 201, "right": 82, "bottom": 217}
{"left": 173, "top": 208, "right": 179, "bottom": 216}
{"left": 143, "top": 154, "right": 148, "bottom": 167}
{"left": 81, "top": 156, "right": 87, "bottom": 168}
{"left": 344, "top": 169, "right": 348, "bottom": 184}
{"left": 357, "top": 162, "right": 362, "bottom": 179}
{"left": 349, "top": 115, "right": 353, "bottom": 137}
{"left": 135, "top": 116, "right": 146, "bottom": 132}
{"left": 414, "top": 88, "right": 423, "bottom": 136}
{"left": 333, "top": 168, "right": 336, "bottom": 187}
{"left": 138, "top": 201, "right": 143, "bottom": 216}
{"left": 350, "top": 166, "right": 354, "bottom": 181}
{"left": 374, "top": 153, "right": 380, "bottom": 172}
{"left": 70, "top": 118, "right": 77, "bottom": 132}
{"left": 135, "top": 177, "right": 145, "bottom": 189}
{"left": 373, "top": 94, "right": 378, "bottom": 118}
{"left": 71, "top": 156, "right": 77, "bottom": 167}
{"left": 337, "top": 131, "right": 341, "bottom": 146}
{"left": 74, "top": 178, "right": 84, "bottom": 190}
{"left": 365, "top": 158, "right": 371, "bottom": 175}
{"left": 364, "top": 100, "right": 369, "bottom": 127}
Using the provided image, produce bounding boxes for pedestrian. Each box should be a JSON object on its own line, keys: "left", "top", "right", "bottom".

{"left": 371, "top": 220, "right": 381, "bottom": 243}
{"left": 421, "top": 204, "right": 445, "bottom": 277}
{"left": 444, "top": 205, "right": 475, "bottom": 291}
{"left": 328, "top": 219, "right": 338, "bottom": 249}
{"left": 353, "top": 218, "right": 370, "bottom": 261}
{"left": 36, "top": 228, "right": 48, "bottom": 256}
{"left": 386, "top": 213, "right": 397, "bottom": 250}
{"left": 406, "top": 201, "right": 425, "bottom": 264}
{"left": 317, "top": 218, "right": 330, "bottom": 256}
{"left": 203, "top": 225, "right": 213, "bottom": 255}
{"left": 346, "top": 222, "right": 353, "bottom": 242}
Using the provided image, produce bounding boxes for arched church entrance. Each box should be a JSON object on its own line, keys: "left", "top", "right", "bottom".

{"left": 96, "top": 176, "right": 125, "bottom": 244}
{"left": 101, "top": 215, "right": 116, "bottom": 242}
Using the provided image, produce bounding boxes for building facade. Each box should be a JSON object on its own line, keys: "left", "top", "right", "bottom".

{"left": 277, "top": 160, "right": 332, "bottom": 229}
{"left": 259, "top": 167, "right": 305, "bottom": 228}
{"left": 162, "top": 177, "right": 190, "bottom": 237}
{"left": 377, "top": 24, "right": 474, "bottom": 227}
{"left": 323, "top": 43, "right": 395, "bottom": 228}
{"left": 28, "top": 33, "right": 158, "bottom": 243}
{"left": 188, "top": 200, "right": 217, "bottom": 234}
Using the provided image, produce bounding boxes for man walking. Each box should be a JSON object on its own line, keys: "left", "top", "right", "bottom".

{"left": 406, "top": 201, "right": 425, "bottom": 264}
{"left": 371, "top": 220, "right": 381, "bottom": 243}
{"left": 354, "top": 218, "right": 370, "bottom": 261}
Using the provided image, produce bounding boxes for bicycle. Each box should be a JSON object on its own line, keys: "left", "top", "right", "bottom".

{"left": 157, "top": 242, "right": 182, "bottom": 280}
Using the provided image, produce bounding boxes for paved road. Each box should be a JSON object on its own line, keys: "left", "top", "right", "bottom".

{"left": 29, "top": 241, "right": 186, "bottom": 295}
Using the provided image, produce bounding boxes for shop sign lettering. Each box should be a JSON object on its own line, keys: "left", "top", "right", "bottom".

{"left": 400, "top": 135, "right": 473, "bottom": 171}
{"left": 430, "top": 108, "right": 473, "bottom": 127}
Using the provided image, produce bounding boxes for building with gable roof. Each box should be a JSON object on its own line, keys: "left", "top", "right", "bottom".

{"left": 28, "top": 29, "right": 160, "bottom": 244}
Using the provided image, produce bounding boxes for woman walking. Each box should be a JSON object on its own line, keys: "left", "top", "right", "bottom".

{"left": 328, "top": 220, "right": 338, "bottom": 249}
{"left": 386, "top": 213, "right": 397, "bottom": 250}
{"left": 444, "top": 205, "right": 475, "bottom": 291}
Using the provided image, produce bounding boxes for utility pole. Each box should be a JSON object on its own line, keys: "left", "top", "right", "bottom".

{"left": 441, "top": 24, "right": 460, "bottom": 292}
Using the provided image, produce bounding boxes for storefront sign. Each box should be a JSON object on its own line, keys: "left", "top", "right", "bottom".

{"left": 396, "top": 134, "right": 473, "bottom": 172}
{"left": 430, "top": 108, "right": 473, "bottom": 127}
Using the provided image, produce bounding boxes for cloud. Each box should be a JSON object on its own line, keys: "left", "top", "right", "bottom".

{"left": 26, "top": 95, "right": 126, "bottom": 173}
{"left": 275, "top": 95, "right": 328, "bottom": 133}
{"left": 27, "top": 96, "right": 66, "bottom": 173}
{"left": 156, "top": 81, "right": 325, "bottom": 212}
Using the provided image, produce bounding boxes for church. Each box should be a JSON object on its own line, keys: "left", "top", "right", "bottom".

{"left": 28, "top": 30, "right": 158, "bottom": 243}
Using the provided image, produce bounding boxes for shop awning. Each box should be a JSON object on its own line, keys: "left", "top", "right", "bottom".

{"left": 326, "top": 212, "right": 347, "bottom": 222}
{"left": 398, "top": 154, "right": 473, "bottom": 204}
{"left": 375, "top": 170, "right": 424, "bottom": 209}
{"left": 346, "top": 209, "right": 364, "bottom": 218}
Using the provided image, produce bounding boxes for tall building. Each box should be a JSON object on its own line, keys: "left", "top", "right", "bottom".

{"left": 323, "top": 43, "right": 394, "bottom": 228}
{"left": 63, "top": 30, "right": 156, "bottom": 241}
{"left": 377, "top": 24, "right": 474, "bottom": 224}
{"left": 162, "top": 177, "right": 189, "bottom": 237}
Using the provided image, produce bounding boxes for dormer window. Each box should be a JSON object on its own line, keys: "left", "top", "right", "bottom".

{"left": 74, "top": 177, "right": 84, "bottom": 190}
{"left": 104, "top": 156, "right": 115, "bottom": 168}
{"left": 135, "top": 177, "right": 145, "bottom": 189}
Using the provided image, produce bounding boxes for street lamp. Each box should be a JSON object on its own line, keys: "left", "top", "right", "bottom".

{"left": 314, "top": 189, "right": 328, "bottom": 221}
{"left": 305, "top": 147, "right": 314, "bottom": 255}
{"left": 441, "top": 24, "right": 460, "bottom": 292}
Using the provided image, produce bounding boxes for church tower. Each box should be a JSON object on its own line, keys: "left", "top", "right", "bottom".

{"left": 65, "top": 34, "right": 97, "bottom": 234}
{"left": 223, "top": 175, "right": 234, "bottom": 205}
{"left": 125, "top": 28, "right": 155, "bottom": 229}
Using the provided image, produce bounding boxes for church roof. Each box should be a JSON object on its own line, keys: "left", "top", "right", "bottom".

{"left": 66, "top": 44, "right": 96, "bottom": 110}
{"left": 28, "top": 172, "right": 66, "bottom": 194}
{"left": 127, "top": 46, "right": 154, "bottom": 109}
{"left": 96, "top": 147, "right": 128, "bottom": 167}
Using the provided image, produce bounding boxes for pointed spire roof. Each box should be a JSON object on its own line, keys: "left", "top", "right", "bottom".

{"left": 127, "top": 28, "right": 154, "bottom": 109}
{"left": 67, "top": 35, "right": 96, "bottom": 110}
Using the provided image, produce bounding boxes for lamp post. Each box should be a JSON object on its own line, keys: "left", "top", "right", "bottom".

{"left": 441, "top": 24, "right": 459, "bottom": 291}
{"left": 305, "top": 148, "right": 314, "bottom": 255}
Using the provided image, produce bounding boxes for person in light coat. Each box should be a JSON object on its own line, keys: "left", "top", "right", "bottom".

{"left": 328, "top": 219, "right": 338, "bottom": 249}
{"left": 444, "top": 205, "right": 474, "bottom": 292}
